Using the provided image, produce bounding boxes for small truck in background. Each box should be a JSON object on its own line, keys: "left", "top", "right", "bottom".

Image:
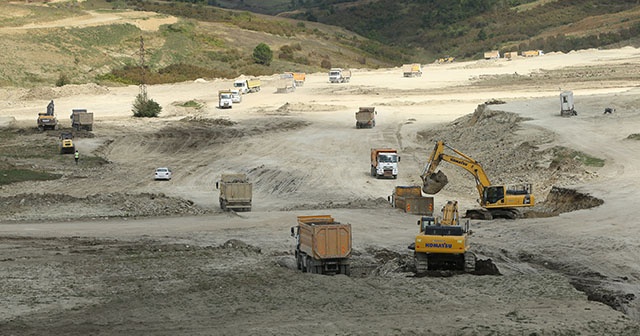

{"left": 218, "top": 90, "right": 233, "bottom": 109}
{"left": 371, "top": 148, "right": 400, "bottom": 179}
{"left": 216, "top": 173, "right": 252, "bottom": 211}
{"left": 355, "top": 107, "right": 376, "bottom": 128}
{"left": 70, "top": 109, "right": 94, "bottom": 131}
{"left": 233, "top": 78, "right": 261, "bottom": 94}
{"left": 291, "top": 215, "right": 352, "bottom": 275}
{"left": 329, "top": 68, "right": 351, "bottom": 83}
{"left": 402, "top": 63, "right": 422, "bottom": 77}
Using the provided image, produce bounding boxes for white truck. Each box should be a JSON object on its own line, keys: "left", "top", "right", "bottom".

{"left": 230, "top": 89, "right": 242, "bottom": 103}
{"left": 233, "top": 78, "right": 261, "bottom": 94}
{"left": 329, "top": 68, "right": 351, "bottom": 83}
{"left": 218, "top": 90, "right": 233, "bottom": 109}
{"left": 371, "top": 148, "right": 400, "bottom": 179}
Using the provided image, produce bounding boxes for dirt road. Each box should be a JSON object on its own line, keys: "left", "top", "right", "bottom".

{"left": 2, "top": 48, "right": 640, "bottom": 334}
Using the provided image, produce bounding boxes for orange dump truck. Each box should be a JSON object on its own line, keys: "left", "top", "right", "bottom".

{"left": 388, "top": 186, "right": 434, "bottom": 215}
{"left": 291, "top": 215, "right": 352, "bottom": 275}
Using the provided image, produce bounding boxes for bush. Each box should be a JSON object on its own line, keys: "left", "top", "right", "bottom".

{"left": 56, "top": 73, "right": 70, "bottom": 87}
{"left": 320, "top": 59, "right": 332, "bottom": 69}
{"left": 132, "top": 93, "right": 162, "bottom": 118}
{"left": 253, "top": 43, "right": 273, "bottom": 66}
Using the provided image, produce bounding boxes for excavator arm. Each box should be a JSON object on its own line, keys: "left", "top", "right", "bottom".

{"left": 421, "top": 141, "right": 491, "bottom": 198}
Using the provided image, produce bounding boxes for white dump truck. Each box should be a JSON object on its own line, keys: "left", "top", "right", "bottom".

{"left": 329, "top": 68, "right": 351, "bottom": 83}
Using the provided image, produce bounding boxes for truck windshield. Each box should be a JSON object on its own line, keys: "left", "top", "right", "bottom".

{"left": 330, "top": 72, "right": 339, "bottom": 76}
{"left": 221, "top": 94, "right": 231, "bottom": 99}
{"left": 379, "top": 154, "right": 397, "bottom": 163}
{"left": 234, "top": 82, "right": 243, "bottom": 87}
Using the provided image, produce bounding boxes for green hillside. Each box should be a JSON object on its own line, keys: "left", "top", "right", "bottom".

{"left": 216, "top": 0, "right": 640, "bottom": 61}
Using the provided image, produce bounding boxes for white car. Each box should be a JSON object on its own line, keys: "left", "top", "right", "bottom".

{"left": 154, "top": 167, "right": 172, "bottom": 180}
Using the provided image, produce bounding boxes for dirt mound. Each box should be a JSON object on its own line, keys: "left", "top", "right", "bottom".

{"left": 21, "top": 84, "right": 110, "bottom": 100}
{"left": 280, "top": 197, "right": 390, "bottom": 211}
{"left": 0, "top": 192, "right": 210, "bottom": 222}
{"left": 416, "top": 104, "right": 599, "bottom": 201}
{"left": 526, "top": 186, "right": 604, "bottom": 218}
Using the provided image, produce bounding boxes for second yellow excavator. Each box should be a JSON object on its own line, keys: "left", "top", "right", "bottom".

{"left": 420, "top": 140, "right": 534, "bottom": 219}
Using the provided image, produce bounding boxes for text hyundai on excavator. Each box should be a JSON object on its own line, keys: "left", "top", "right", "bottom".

{"left": 420, "top": 141, "right": 534, "bottom": 219}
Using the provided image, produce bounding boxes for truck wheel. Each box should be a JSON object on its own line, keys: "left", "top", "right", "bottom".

{"left": 306, "top": 257, "right": 314, "bottom": 273}
{"left": 340, "top": 265, "right": 351, "bottom": 276}
{"left": 371, "top": 167, "right": 376, "bottom": 177}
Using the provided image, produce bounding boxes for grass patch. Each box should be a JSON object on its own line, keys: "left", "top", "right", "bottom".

{"left": 178, "top": 100, "right": 203, "bottom": 109}
{"left": 0, "top": 168, "right": 61, "bottom": 186}
{"left": 552, "top": 147, "right": 605, "bottom": 168}
{"left": 627, "top": 134, "right": 640, "bottom": 140}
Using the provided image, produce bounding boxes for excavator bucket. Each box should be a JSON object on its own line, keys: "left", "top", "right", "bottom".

{"left": 422, "top": 170, "right": 448, "bottom": 194}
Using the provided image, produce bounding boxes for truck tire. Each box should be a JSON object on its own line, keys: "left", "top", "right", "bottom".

{"left": 371, "top": 166, "right": 376, "bottom": 177}
{"left": 340, "top": 265, "right": 351, "bottom": 276}
{"left": 306, "top": 257, "right": 315, "bottom": 273}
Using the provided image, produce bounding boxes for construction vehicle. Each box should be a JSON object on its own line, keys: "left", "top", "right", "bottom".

{"left": 522, "top": 50, "right": 543, "bottom": 57}
{"left": 276, "top": 74, "right": 296, "bottom": 93}
{"left": 58, "top": 132, "right": 75, "bottom": 154}
{"left": 216, "top": 174, "right": 252, "bottom": 211}
{"left": 402, "top": 63, "right": 422, "bottom": 77}
{"left": 371, "top": 148, "right": 400, "bottom": 179}
{"left": 388, "top": 186, "right": 434, "bottom": 216}
{"left": 218, "top": 90, "right": 233, "bottom": 109}
{"left": 409, "top": 200, "right": 476, "bottom": 273}
{"left": 355, "top": 107, "right": 376, "bottom": 129}
{"left": 483, "top": 50, "right": 500, "bottom": 59}
{"left": 37, "top": 100, "right": 58, "bottom": 131}
{"left": 233, "top": 78, "right": 261, "bottom": 94}
{"left": 436, "top": 56, "right": 455, "bottom": 64}
{"left": 291, "top": 215, "right": 351, "bottom": 275}
{"left": 70, "top": 109, "right": 94, "bottom": 131}
{"left": 560, "top": 91, "right": 577, "bottom": 117}
{"left": 285, "top": 72, "right": 306, "bottom": 86}
{"left": 329, "top": 68, "right": 351, "bottom": 83}
{"left": 420, "top": 141, "right": 534, "bottom": 219}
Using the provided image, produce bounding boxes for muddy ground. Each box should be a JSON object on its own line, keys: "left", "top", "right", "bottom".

{"left": 2, "top": 47, "right": 640, "bottom": 335}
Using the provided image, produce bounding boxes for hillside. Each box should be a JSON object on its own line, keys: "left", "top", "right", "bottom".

{"left": 217, "top": 0, "right": 640, "bottom": 61}
{"left": 0, "top": 0, "right": 400, "bottom": 87}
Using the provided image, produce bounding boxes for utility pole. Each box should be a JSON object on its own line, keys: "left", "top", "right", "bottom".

{"left": 139, "top": 35, "right": 147, "bottom": 101}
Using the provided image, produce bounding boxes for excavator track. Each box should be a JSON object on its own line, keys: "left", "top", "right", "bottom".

{"left": 415, "top": 252, "right": 429, "bottom": 273}
{"left": 464, "top": 252, "right": 477, "bottom": 273}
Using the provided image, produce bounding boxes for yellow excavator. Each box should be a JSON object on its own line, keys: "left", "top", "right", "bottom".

{"left": 410, "top": 200, "right": 476, "bottom": 273}
{"left": 420, "top": 140, "right": 534, "bottom": 219}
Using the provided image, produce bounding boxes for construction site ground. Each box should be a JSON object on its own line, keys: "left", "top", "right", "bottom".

{"left": 2, "top": 48, "right": 640, "bottom": 335}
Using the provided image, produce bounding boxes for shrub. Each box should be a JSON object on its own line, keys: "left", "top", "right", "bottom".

{"left": 56, "top": 73, "right": 70, "bottom": 87}
{"left": 320, "top": 59, "right": 331, "bottom": 69}
{"left": 132, "top": 93, "right": 162, "bottom": 118}
{"left": 253, "top": 43, "right": 273, "bottom": 66}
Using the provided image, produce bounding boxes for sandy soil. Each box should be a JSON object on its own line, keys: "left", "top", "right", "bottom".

{"left": 2, "top": 47, "right": 640, "bottom": 334}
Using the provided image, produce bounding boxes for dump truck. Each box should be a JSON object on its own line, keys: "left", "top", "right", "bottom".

{"left": 329, "top": 68, "right": 351, "bottom": 83}
{"left": 291, "top": 215, "right": 351, "bottom": 275}
{"left": 216, "top": 174, "right": 252, "bottom": 211}
{"left": 522, "top": 50, "right": 543, "bottom": 57}
{"left": 233, "top": 78, "right": 261, "bottom": 94}
{"left": 276, "top": 74, "right": 296, "bottom": 93}
{"left": 388, "top": 186, "right": 434, "bottom": 215}
{"left": 285, "top": 72, "right": 306, "bottom": 86}
{"left": 371, "top": 148, "right": 399, "bottom": 179}
{"left": 58, "top": 132, "right": 75, "bottom": 154}
{"left": 355, "top": 107, "right": 376, "bottom": 128}
{"left": 70, "top": 109, "right": 94, "bottom": 131}
{"left": 402, "top": 63, "right": 422, "bottom": 77}
{"left": 409, "top": 200, "right": 476, "bottom": 273}
{"left": 37, "top": 100, "right": 58, "bottom": 131}
{"left": 483, "top": 50, "right": 500, "bottom": 59}
{"left": 218, "top": 90, "right": 233, "bottom": 109}
{"left": 560, "top": 91, "right": 577, "bottom": 117}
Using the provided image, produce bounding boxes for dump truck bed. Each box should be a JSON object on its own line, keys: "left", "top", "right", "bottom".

{"left": 297, "top": 215, "right": 352, "bottom": 260}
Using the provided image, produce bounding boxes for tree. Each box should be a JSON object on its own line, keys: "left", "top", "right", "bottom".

{"left": 132, "top": 93, "right": 162, "bottom": 118}
{"left": 253, "top": 43, "right": 273, "bottom": 66}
